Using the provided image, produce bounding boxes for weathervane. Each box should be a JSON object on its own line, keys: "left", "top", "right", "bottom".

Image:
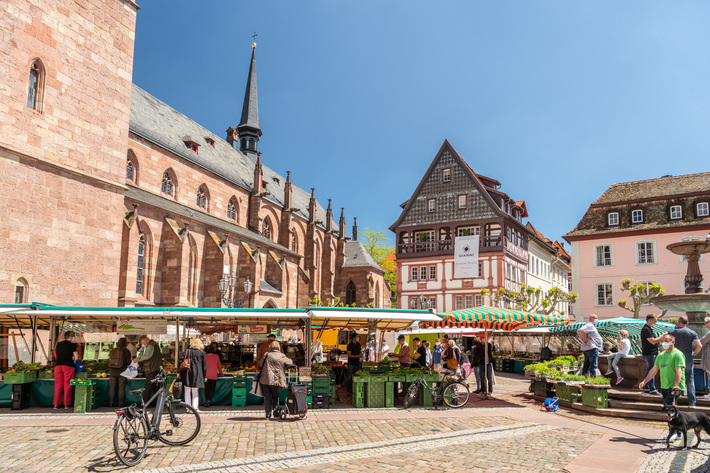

{"left": 252, "top": 31, "right": 258, "bottom": 48}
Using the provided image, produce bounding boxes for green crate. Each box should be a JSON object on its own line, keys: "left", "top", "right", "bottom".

{"left": 313, "top": 387, "right": 330, "bottom": 397}
{"left": 69, "top": 378, "right": 93, "bottom": 386}
{"left": 422, "top": 373, "right": 439, "bottom": 384}
{"left": 353, "top": 382, "right": 365, "bottom": 398}
{"left": 513, "top": 360, "right": 527, "bottom": 374}
{"left": 312, "top": 375, "right": 332, "bottom": 387}
{"left": 38, "top": 371, "right": 54, "bottom": 380}
{"left": 232, "top": 387, "right": 247, "bottom": 398}
{"left": 556, "top": 384, "right": 580, "bottom": 403}
{"left": 388, "top": 375, "right": 405, "bottom": 382}
{"left": 581, "top": 386, "right": 608, "bottom": 408}
{"left": 385, "top": 382, "right": 394, "bottom": 408}
{"left": 417, "top": 386, "right": 433, "bottom": 407}
{"left": 232, "top": 397, "right": 246, "bottom": 407}
{"left": 3, "top": 372, "right": 37, "bottom": 384}
{"left": 74, "top": 372, "right": 89, "bottom": 380}
{"left": 352, "top": 376, "right": 369, "bottom": 384}
{"left": 494, "top": 358, "right": 504, "bottom": 371}
{"left": 74, "top": 384, "right": 98, "bottom": 413}
{"left": 405, "top": 374, "right": 418, "bottom": 382}
{"left": 366, "top": 380, "right": 386, "bottom": 408}
{"left": 233, "top": 375, "right": 247, "bottom": 383}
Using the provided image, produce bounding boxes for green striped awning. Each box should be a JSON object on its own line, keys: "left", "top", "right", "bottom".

{"left": 550, "top": 317, "right": 673, "bottom": 340}
{"left": 419, "top": 306, "right": 569, "bottom": 331}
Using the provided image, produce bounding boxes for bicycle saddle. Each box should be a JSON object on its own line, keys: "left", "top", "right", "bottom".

{"left": 129, "top": 388, "right": 145, "bottom": 396}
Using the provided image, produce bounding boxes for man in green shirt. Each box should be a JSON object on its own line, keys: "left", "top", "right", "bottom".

{"left": 639, "top": 334, "right": 685, "bottom": 407}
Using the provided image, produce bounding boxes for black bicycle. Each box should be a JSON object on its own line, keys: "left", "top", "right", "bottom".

{"left": 113, "top": 367, "right": 201, "bottom": 466}
{"left": 404, "top": 368, "right": 470, "bottom": 409}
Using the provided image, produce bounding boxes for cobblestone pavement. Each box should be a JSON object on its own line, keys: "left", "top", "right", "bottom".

{"left": 638, "top": 430, "right": 710, "bottom": 473}
{"left": 0, "top": 374, "right": 681, "bottom": 472}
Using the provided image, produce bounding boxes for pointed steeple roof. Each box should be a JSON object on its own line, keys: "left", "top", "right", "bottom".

{"left": 238, "top": 44, "right": 261, "bottom": 134}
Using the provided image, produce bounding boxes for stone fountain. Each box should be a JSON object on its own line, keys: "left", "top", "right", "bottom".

{"left": 653, "top": 240, "right": 710, "bottom": 339}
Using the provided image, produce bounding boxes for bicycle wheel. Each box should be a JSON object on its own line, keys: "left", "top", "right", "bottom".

{"left": 443, "top": 382, "right": 470, "bottom": 408}
{"left": 404, "top": 382, "right": 419, "bottom": 408}
{"left": 157, "top": 401, "right": 201, "bottom": 446}
{"left": 113, "top": 414, "right": 148, "bottom": 467}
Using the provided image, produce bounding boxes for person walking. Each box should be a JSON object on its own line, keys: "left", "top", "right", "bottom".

{"left": 669, "top": 315, "right": 702, "bottom": 407}
{"left": 108, "top": 337, "right": 132, "bottom": 407}
{"left": 204, "top": 345, "right": 223, "bottom": 407}
{"left": 577, "top": 314, "right": 603, "bottom": 377}
{"left": 53, "top": 331, "right": 79, "bottom": 409}
{"left": 641, "top": 314, "right": 662, "bottom": 395}
{"left": 137, "top": 335, "right": 163, "bottom": 400}
{"left": 604, "top": 330, "right": 633, "bottom": 385}
{"left": 346, "top": 333, "right": 363, "bottom": 394}
{"left": 180, "top": 338, "right": 206, "bottom": 411}
{"left": 639, "top": 334, "right": 685, "bottom": 407}
{"left": 259, "top": 341, "right": 294, "bottom": 419}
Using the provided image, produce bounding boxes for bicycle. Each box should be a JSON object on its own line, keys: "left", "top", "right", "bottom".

{"left": 403, "top": 368, "right": 470, "bottom": 409}
{"left": 113, "top": 367, "right": 202, "bottom": 466}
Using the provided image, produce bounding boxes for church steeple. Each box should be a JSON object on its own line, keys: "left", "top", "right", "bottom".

{"left": 237, "top": 43, "right": 262, "bottom": 157}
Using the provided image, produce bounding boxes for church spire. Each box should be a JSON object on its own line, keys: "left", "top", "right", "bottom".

{"left": 237, "top": 43, "right": 262, "bottom": 157}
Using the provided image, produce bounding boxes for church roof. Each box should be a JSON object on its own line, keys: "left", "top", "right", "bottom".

{"left": 128, "top": 84, "right": 335, "bottom": 231}
{"left": 342, "top": 241, "right": 384, "bottom": 272}
{"left": 238, "top": 46, "right": 261, "bottom": 134}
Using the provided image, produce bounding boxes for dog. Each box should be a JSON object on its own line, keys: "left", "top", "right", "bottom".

{"left": 662, "top": 405, "right": 710, "bottom": 449}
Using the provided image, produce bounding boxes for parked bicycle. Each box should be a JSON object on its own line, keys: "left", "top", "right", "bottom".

{"left": 113, "top": 367, "right": 201, "bottom": 466}
{"left": 404, "top": 368, "right": 470, "bottom": 409}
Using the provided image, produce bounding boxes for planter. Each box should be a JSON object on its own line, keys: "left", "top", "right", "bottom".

{"left": 3, "top": 372, "right": 37, "bottom": 384}
{"left": 581, "top": 385, "right": 609, "bottom": 408}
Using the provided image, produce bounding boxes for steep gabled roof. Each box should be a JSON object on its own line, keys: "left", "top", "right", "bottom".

{"left": 128, "top": 84, "right": 336, "bottom": 232}
{"left": 342, "top": 241, "right": 384, "bottom": 273}
{"left": 390, "top": 140, "right": 519, "bottom": 231}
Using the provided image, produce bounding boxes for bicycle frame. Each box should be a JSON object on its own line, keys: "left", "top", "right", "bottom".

{"left": 115, "top": 371, "right": 171, "bottom": 437}
{"left": 412, "top": 369, "right": 447, "bottom": 409}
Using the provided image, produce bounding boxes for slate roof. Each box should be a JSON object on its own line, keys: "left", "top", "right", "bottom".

{"left": 565, "top": 172, "right": 710, "bottom": 240}
{"left": 238, "top": 47, "right": 260, "bottom": 131}
{"left": 342, "top": 241, "right": 384, "bottom": 273}
{"left": 593, "top": 172, "right": 710, "bottom": 205}
{"left": 128, "top": 85, "right": 334, "bottom": 232}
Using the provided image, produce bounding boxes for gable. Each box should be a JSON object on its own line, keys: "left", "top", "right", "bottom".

{"left": 396, "top": 147, "right": 498, "bottom": 228}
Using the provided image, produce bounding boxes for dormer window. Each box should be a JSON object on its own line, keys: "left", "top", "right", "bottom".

{"left": 205, "top": 137, "right": 215, "bottom": 148}
{"left": 608, "top": 212, "right": 619, "bottom": 226}
{"left": 442, "top": 168, "right": 452, "bottom": 183}
{"left": 183, "top": 136, "right": 199, "bottom": 154}
{"left": 632, "top": 209, "right": 643, "bottom": 224}
{"left": 698, "top": 202, "right": 709, "bottom": 217}
{"left": 670, "top": 205, "right": 682, "bottom": 220}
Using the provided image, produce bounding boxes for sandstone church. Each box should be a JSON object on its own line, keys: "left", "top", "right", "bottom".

{"left": 0, "top": 0, "right": 388, "bottom": 310}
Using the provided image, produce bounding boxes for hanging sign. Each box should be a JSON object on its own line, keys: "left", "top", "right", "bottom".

{"left": 237, "top": 325, "right": 269, "bottom": 334}
{"left": 117, "top": 319, "right": 169, "bottom": 335}
{"left": 454, "top": 235, "right": 480, "bottom": 279}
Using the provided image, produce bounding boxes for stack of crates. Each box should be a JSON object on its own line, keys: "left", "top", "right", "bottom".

{"left": 232, "top": 374, "right": 247, "bottom": 407}
{"left": 352, "top": 376, "right": 366, "bottom": 408}
{"left": 366, "top": 379, "right": 386, "bottom": 408}
{"left": 71, "top": 379, "right": 99, "bottom": 413}
{"left": 385, "top": 382, "right": 394, "bottom": 408}
{"left": 312, "top": 375, "right": 331, "bottom": 409}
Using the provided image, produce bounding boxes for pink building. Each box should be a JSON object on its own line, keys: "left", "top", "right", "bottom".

{"left": 565, "top": 173, "right": 710, "bottom": 320}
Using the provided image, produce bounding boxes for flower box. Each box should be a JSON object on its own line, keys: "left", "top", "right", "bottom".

{"left": 3, "top": 372, "right": 37, "bottom": 384}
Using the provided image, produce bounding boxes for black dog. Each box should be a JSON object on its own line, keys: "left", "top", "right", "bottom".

{"left": 662, "top": 405, "right": 710, "bottom": 449}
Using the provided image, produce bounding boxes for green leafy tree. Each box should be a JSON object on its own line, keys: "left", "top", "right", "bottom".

{"left": 480, "top": 285, "right": 577, "bottom": 316}
{"left": 617, "top": 279, "right": 667, "bottom": 319}
{"left": 360, "top": 229, "right": 397, "bottom": 305}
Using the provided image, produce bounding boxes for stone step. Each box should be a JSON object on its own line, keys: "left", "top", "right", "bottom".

{"left": 524, "top": 392, "right": 666, "bottom": 421}
{"left": 607, "top": 399, "right": 710, "bottom": 414}
{"left": 608, "top": 388, "right": 710, "bottom": 405}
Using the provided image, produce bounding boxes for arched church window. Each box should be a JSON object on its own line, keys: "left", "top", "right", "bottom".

{"left": 196, "top": 186, "right": 207, "bottom": 209}
{"left": 27, "top": 59, "right": 45, "bottom": 111}
{"left": 291, "top": 232, "right": 299, "bottom": 253}
{"left": 161, "top": 171, "right": 174, "bottom": 197}
{"left": 136, "top": 234, "right": 145, "bottom": 296}
{"left": 262, "top": 218, "right": 271, "bottom": 239}
{"left": 15, "top": 278, "right": 29, "bottom": 304}
{"left": 227, "top": 199, "right": 236, "bottom": 220}
{"left": 126, "top": 159, "right": 134, "bottom": 181}
{"left": 345, "top": 281, "right": 357, "bottom": 306}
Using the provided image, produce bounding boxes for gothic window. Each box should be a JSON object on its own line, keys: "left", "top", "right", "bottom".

{"left": 291, "top": 232, "right": 299, "bottom": 253}
{"left": 345, "top": 281, "right": 356, "bottom": 306}
{"left": 227, "top": 199, "right": 237, "bottom": 220}
{"left": 161, "top": 171, "right": 175, "bottom": 197}
{"left": 241, "top": 138, "right": 247, "bottom": 149}
{"left": 126, "top": 159, "right": 134, "bottom": 181}
{"left": 136, "top": 234, "right": 145, "bottom": 296}
{"left": 196, "top": 186, "right": 207, "bottom": 209}
{"left": 187, "top": 245, "right": 197, "bottom": 304}
{"left": 375, "top": 285, "right": 380, "bottom": 308}
{"left": 248, "top": 139, "right": 256, "bottom": 150}
{"left": 262, "top": 218, "right": 271, "bottom": 240}
{"left": 27, "top": 59, "right": 45, "bottom": 111}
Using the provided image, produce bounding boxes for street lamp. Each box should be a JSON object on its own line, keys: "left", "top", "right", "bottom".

{"left": 410, "top": 294, "right": 428, "bottom": 310}
{"left": 218, "top": 275, "right": 253, "bottom": 308}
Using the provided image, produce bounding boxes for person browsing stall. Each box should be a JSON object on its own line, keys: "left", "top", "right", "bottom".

{"left": 257, "top": 334, "right": 283, "bottom": 368}
{"left": 639, "top": 333, "right": 686, "bottom": 407}
{"left": 411, "top": 338, "right": 427, "bottom": 368}
{"left": 136, "top": 335, "right": 163, "bottom": 400}
{"left": 390, "top": 335, "right": 411, "bottom": 365}
{"left": 53, "top": 331, "right": 79, "bottom": 409}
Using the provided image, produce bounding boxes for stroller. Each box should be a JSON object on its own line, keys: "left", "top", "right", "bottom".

{"left": 275, "top": 366, "right": 308, "bottom": 420}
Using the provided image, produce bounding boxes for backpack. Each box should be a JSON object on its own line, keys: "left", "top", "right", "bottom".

{"left": 108, "top": 347, "right": 124, "bottom": 369}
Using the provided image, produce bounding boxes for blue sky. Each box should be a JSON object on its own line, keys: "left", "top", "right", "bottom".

{"left": 133, "top": 1, "right": 710, "bottom": 249}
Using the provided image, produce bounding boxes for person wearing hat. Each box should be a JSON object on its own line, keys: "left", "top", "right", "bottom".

{"left": 257, "top": 333, "right": 283, "bottom": 368}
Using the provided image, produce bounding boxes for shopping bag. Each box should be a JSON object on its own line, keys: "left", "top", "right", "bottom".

{"left": 177, "top": 349, "right": 191, "bottom": 374}
{"left": 75, "top": 360, "right": 85, "bottom": 372}
{"left": 120, "top": 361, "right": 139, "bottom": 379}
{"left": 250, "top": 373, "right": 263, "bottom": 397}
